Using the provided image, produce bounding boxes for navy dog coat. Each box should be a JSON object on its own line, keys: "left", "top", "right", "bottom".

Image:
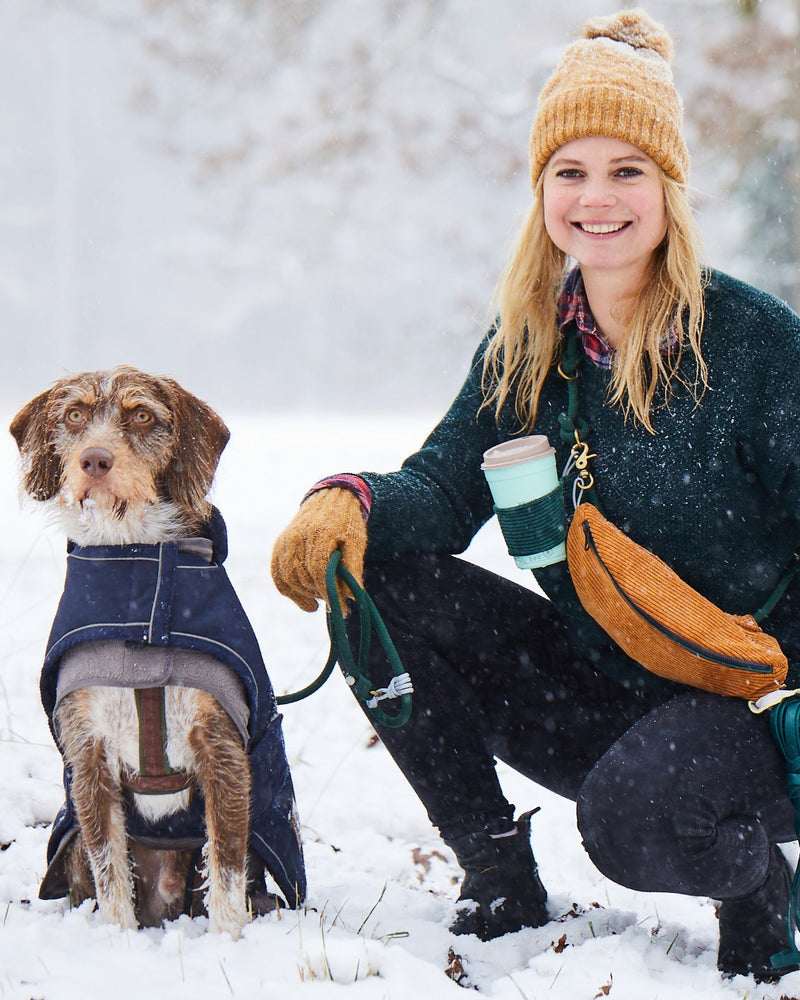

{"left": 40, "top": 507, "right": 306, "bottom": 907}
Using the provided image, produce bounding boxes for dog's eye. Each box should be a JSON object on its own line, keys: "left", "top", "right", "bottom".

{"left": 65, "top": 408, "right": 87, "bottom": 426}
{"left": 131, "top": 409, "right": 154, "bottom": 427}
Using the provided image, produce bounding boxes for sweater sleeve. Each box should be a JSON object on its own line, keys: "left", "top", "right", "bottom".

{"left": 359, "top": 335, "right": 504, "bottom": 560}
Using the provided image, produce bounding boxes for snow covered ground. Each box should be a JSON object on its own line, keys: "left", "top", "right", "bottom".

{"left": 0, "top": 410, "right": 798, "bottom": 1000}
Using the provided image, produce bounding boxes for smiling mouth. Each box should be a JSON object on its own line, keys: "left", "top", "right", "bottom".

{"left": 575, "top": 221, "right": 632, "bottom": 234}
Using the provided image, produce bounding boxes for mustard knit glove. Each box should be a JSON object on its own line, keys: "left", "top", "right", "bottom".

{"left": 271, "top": 488, "right": 367, "bottom": 615}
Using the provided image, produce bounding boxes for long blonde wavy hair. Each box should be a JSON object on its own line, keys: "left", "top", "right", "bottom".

{"left": 482, "top": 173, "right": 708, "bottom": 434}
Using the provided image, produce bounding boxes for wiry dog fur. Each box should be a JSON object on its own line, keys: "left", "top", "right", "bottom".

{"left": 11, "top": 366, "right": 256, "bottom": 937}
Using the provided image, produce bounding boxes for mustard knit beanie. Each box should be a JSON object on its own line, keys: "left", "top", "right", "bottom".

{"left": 529, "top": 7, "right": 689, "bottom": 187}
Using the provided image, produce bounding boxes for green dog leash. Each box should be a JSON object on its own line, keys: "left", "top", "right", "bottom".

{"left": 276, "top": 550, "right": 413, "bottom": 728}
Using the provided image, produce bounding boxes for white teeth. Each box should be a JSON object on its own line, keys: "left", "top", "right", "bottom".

{"left": 579, "top": 222, "right": 628, "bottom": 234}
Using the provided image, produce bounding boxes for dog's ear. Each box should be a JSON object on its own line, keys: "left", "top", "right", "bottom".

{"left": 9, "top": 390, "right": 63, "bottom": 500}
{"left": 160, "top": 381, "right": 230, "bottom": 514}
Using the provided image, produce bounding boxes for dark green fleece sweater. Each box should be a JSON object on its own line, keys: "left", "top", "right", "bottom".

{"left": 360, "top": 271, "right": 800, "bottom": 691}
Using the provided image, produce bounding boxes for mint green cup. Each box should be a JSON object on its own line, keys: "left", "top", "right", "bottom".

{"left": 481, "top": 436, "right": 566, "bottom": 568}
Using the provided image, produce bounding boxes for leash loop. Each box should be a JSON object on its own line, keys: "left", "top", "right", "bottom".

{"left": 325, "top": 550, "right": 413, "bottom": 728}
{"left": 276, "top": 551, "right": 413, "bottom": 728}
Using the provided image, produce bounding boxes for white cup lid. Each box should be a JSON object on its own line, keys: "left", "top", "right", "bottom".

{"left": 481, "top": 435, "right": 555, "bottom": 470}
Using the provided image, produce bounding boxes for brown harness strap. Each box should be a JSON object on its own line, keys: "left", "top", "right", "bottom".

{"left": 122, "top": 687, "right": 193, "bottom": 795}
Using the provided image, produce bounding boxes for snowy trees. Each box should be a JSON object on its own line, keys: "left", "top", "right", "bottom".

{"left": 7, "top": 0, "right": 800, "bottom": 406}
{"left": 686, "top": 0, "right": 800, "bottom": 307}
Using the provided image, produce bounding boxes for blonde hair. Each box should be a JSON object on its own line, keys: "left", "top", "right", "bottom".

{"left": 482, "top": 173, "right": 708, "bottom": 434}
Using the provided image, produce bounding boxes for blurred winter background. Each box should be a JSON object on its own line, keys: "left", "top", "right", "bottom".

{"left": 3, "top": 0, "right": 799, "bottom": 415}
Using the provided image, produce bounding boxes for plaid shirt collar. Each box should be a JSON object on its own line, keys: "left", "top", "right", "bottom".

{"left": 558, "top": 267, "right": 614, "bottom": 370}
{"left": 558, "top": 266, "right": 679, "bottom": 369}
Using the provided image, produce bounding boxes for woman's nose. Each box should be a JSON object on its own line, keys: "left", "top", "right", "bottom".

{"left": 579, "top": 179, "right": 616, "bottom": 207}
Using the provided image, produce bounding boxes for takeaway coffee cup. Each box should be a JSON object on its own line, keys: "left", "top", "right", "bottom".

{"left": 481, "top": 435, "right": 567, "bottom": 569}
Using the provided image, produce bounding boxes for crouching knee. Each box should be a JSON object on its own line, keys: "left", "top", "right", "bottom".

{"left": 575, "top": 758, "right": 671, "bottom": 892}
{"left": 575, "top": 772, "right": 632, "bottom": 886}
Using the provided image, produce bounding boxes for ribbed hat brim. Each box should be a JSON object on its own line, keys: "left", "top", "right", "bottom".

{"left": 530, "top": 85, "right": 689, "bottom": 185}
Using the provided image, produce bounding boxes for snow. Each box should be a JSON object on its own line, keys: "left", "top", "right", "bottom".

{"left": 1, "top": 412, "right": 798, "bottom": 999}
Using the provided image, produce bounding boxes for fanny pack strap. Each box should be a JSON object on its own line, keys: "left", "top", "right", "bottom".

{"left": 754, "top": 552, "right": 800, "bottom": 622}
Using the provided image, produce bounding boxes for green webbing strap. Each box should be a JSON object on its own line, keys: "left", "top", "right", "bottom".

{"left": 558, "top": 326, "right": 588, "bottom": 445}
{"left": 276, "top": 551, "right": 413, "bottom": 728}
{"left": 558, "top": 327, "right": 601, "bottom": 510}
{"left": 754, "top": 550, "right": 800, "bottom": 623}
{"left": 766, "top": 695, "right": 800, "bottom": 969}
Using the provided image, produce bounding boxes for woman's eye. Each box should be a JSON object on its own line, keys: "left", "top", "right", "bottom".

{"left": 555, "top": 168, "right": 583, "bottom": 179}
{"left": 616, "top": 167, "right": 643, "bottom": 178}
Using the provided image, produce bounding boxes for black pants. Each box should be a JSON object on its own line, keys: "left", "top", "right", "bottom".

{"left": 357, "top": 553, "right": 795, "bottom": 901}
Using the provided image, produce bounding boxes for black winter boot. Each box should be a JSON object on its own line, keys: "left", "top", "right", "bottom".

{"left": 717, "top": 843, "right": 799, "bottom": 982}
{"left": 446, "top": 808, "right": 549, "bottom": 941}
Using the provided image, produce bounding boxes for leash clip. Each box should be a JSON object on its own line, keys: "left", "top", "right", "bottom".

{"left": 573, "top": 441, "right": 596, "bottom": 472}
{"left": 563, "top": 431, "right": 596, "bottom": 509}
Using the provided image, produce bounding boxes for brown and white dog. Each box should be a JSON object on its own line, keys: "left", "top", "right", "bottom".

{"left": 10, "top": 366, "right": 297, "bottom": 938}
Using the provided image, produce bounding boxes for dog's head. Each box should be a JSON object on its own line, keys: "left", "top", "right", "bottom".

{"left": 10, "top": 366, "right": 230, "bottom": 540}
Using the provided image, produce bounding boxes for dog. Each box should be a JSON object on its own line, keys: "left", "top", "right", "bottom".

{"left": 10, "top": 366, "right": 305, "bottom": 937}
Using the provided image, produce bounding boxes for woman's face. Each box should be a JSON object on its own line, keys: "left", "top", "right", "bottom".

{"left": 542, "top": 136, "right": 668, "bottom": 289}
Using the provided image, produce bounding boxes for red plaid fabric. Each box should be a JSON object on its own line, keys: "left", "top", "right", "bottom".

{"left": 559, "top": 267, "right": 678, "bottom": 367}
{"left": 558, "top": 267, "right": 614, "bottom": 369}
{"left": 302, "top": 474, "right": 373, "bottom": 519}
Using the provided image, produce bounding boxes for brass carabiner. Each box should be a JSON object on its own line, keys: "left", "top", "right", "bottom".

{"left": 575, "top": 445, "right": 597, "bottom": 471}
{"left": 569, "top": 432, "right": 596, "bottom": 472}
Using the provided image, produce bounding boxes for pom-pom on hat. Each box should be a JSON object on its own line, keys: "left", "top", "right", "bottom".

{"left": 529, "top": 8, "right": 689, "bottom": 187}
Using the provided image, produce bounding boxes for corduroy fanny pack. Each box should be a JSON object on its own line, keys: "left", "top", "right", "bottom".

{"left": 566, "top": 501, "right": 789, "bottom": 700}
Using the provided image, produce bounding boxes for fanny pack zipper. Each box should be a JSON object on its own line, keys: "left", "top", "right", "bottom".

{"left": 580, "top": 519, "right": 772, "bottom": 674}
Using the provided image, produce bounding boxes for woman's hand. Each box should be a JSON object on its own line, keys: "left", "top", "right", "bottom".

{"left": 270, "top": 488, "right": 367, "bottom": 615}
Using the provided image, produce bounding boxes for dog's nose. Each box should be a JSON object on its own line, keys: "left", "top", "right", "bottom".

{"left": 79, "top": 447, "right": 114, "bottom": 477}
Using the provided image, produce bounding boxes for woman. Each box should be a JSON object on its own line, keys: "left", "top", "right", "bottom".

{"left": 271, "top": 8, "right": 800, "bottom": 982}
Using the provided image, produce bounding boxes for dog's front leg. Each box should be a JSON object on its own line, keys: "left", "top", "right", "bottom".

{"left": 188, "top": 693, "right": 251, "bottom": 938}
{"left": 55, "top": 691, "right": 137, "bottom": 930}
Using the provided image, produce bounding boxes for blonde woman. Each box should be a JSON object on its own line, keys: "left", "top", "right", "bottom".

{"left": 272, "top": 9, "right": 800, "bottom": 983}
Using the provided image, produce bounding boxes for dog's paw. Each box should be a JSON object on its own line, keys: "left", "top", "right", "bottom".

{"left": 206, "top": 871, "right": 248, "bottom": 939}
{"left": 98, "top": 897, "right": 138, "bottom": 932}
{"left": 208, "top": 906, "right": 248, "bottom": 940}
